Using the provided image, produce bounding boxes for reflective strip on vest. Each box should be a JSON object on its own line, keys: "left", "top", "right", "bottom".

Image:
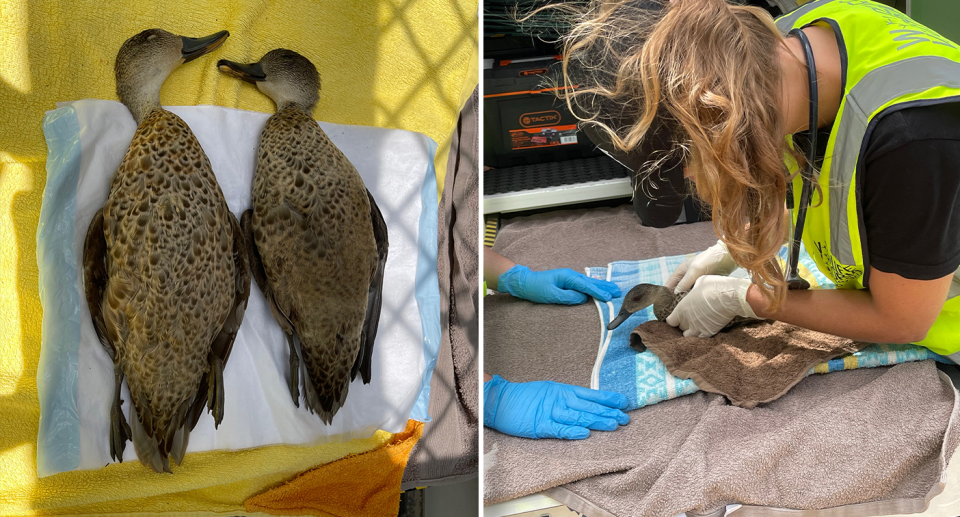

{"left": 830, "top": 57, "right": 960, "bottom": 265}
{"left": 775, "top": 0, "right": 835, "bottom": 32}
{"left": 946, "top": 351, "right": 960, "bottom": 366}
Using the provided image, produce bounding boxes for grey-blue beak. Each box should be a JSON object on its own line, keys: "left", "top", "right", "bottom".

{"left": 607, "top": 312, "right": 631, "bottom": 331}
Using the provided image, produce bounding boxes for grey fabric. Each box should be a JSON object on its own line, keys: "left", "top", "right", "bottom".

{"left": 488, "top": 207, "right": 718, "bottom": 388}
{"left": 774, "top": 0, "right": 832, "bottom": 33}
{"left": 483, "top": 295, "right": 598, "bottom": 388}
{"left": 540, "top": 363, "right": 958, "bottom": 517}
{"left": 402, "top": 87, "right": 479, "bottom": 488}
{"left": 483, "top": 206, "right": 960, "bottom": 516}
{"left": 947, "top": 351, "right": 960, "bottom": 366}
{"left": 492, "top": 205, "right": 721, "bottom": 273}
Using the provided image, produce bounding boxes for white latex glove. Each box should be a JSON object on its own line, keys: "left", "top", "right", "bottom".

{"left": 665, "top": 240, "right": 739, "bottom": 294}
{"left": 665, "top": 275, "right": 759, "bottom": 337}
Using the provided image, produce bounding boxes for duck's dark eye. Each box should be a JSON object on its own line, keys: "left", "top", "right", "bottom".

{"left": 632, "top": 295, "right": 641, "bottom": 301}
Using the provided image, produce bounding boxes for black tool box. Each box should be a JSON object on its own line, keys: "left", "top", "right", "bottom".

{"left": 483, "top": 56, "right": 602, "bottom": 169}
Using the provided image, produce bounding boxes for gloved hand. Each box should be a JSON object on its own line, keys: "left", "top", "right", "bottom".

{"left": 665, "top": 275, "right": 759, "bottom": 337}
{"left": 497, "top": 264, "right": 621, "bottom": 305}
{"left": 483, "top": 375, "right": 630, "bottom": 439}
{"left": 665, "top": 240, "right": 739, "bottom": 294}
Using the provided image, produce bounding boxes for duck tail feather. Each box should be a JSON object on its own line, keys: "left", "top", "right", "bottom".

{"left": 302, "top": 367, "right": 350, "bottom": 426}
{"left": 163, "top": 398, "right": 192, "bottom": 466}
{"left": 129, "top": 404, "right": 167, "bottom": 473}
{"left": 169, "top": 425, "right": 190, "bottom": 467}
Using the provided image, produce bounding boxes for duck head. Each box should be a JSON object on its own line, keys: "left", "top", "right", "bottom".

{"left": 217, "top": 49, "right": 320, "bottom": 112}
{"left": 115, "top": 28, "right": 229, "bottom": 124}
{"left": 607, "top": 283, "right": 675, "bottom": 331}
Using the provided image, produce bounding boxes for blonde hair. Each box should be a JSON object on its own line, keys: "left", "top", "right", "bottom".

{"left": 550, "top": 0, "right": 804, "bottom": 311}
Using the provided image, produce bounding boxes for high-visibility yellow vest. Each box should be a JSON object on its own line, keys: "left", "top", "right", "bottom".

{"left": 777, "top": 0, "right": 960, "bottom": 356}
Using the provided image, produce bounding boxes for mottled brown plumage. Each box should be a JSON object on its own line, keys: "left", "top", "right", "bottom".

{"left": 82, "top": 28, "right": 249, "bottom": 472}
{"left": 219, "top": 49, "right": 387, "bottom": 424}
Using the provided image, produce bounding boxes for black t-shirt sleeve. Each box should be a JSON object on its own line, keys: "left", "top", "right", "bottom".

{"left": 861, "top": 101, "right": 960, "bottom": 280}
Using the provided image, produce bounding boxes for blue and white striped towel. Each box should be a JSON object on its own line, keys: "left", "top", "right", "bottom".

{"left": 586, "top": 244, "right": 948, "bottom": 411}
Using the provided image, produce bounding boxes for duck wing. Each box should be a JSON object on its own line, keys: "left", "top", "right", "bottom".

{"left": 83, "top": 208, "right": 112, "bottom": 358}
{"left": 352, "top": 189, "right": 388, "bottom": 384}
{"left": 187, "top": 212, "right": 251, "bottom": 430}
{"left": 84, "top": 208, "right": 135, "bottom": 461}
{"left": 217, "top": 212, "right": 252, "bottom": 368}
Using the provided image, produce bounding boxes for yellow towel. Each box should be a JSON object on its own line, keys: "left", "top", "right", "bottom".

{"left": 0, "top": 0, "right": 477, "bottom": 515}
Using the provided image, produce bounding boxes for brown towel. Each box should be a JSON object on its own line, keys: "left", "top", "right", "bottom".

{"left": 634, "top": 320, "right": 870, "bottom": 408}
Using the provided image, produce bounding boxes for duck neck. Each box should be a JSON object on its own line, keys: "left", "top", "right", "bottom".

{"left": 277, "top": 100, "right": 311, "bottom": 114}
{"left": 117, "top": 73, "right": 167, "bottom": 124}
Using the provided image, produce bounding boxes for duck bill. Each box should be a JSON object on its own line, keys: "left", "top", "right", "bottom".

{"left": 217, "top": 59, "right": 266, "bottom": 83}
{"left": 607, "top": 312, "right": 631, "bottom": 331}
{"left": 181, "top": 30, "right": 229, "bottom": 62}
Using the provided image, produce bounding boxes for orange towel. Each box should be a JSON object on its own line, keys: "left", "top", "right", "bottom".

{"left": 245, "top": 420, "right": 424, "bottom": 517}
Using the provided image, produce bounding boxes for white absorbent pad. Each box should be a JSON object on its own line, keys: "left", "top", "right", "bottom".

{"left": 36, "top": 99, "right": 441, "bottom": 477}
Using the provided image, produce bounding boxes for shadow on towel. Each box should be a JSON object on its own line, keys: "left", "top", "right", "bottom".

{"left": 633, "top": 321, "right": 870, "bottom": 408}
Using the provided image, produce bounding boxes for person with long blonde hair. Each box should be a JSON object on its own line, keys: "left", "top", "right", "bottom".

{"left": 555, "top": 0, "right": 960, "bottom": 359}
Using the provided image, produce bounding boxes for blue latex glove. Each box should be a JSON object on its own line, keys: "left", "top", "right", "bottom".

{"left": 497, "top": 265, "right": 621, "bottom": 305}
{"left": 483, "top": 375, "right": 630, "bottom": 439}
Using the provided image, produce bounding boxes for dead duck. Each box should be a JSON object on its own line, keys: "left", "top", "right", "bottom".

{"left": 608, "top": 283, "right": 759, "bottom": 332}
{"left": 82, "top": 28, "right": 250, "bottom": 472}
{"left": 217, "top": 49, "right": 387, "bottom": 424}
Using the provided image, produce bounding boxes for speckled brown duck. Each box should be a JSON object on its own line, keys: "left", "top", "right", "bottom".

{"left": 217, "top": 49, "right": 387, "bottom": 424}
{"left": 607, "top": 283, "right": 759, "bottom": 333}
{"left": 82, "top": 28, "right": 250, "bottom": 472}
